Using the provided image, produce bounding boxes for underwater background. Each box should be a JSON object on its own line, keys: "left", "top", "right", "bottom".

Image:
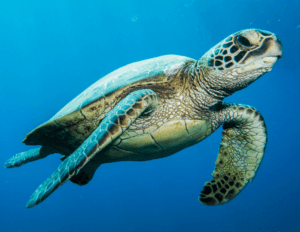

{"left": 1, "top": 0, "right": 299, "bottom": 231}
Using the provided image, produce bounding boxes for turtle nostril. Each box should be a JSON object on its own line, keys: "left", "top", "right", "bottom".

{"left": 274, "top": 37, "right": 283, "bottom": 58}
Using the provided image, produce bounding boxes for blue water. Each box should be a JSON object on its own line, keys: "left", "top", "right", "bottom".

{"left": 1, "top": 1, "right": 299, "bottom": 231}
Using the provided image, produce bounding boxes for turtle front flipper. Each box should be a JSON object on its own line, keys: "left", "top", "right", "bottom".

{"left": 199, "top": 103, "right": 267, "bottom": 206}
{"left": 4, "top": 146, "right": 56, "bottom": 168}
{"left": 26, "top": 89, "right": 158, "bottom": 208}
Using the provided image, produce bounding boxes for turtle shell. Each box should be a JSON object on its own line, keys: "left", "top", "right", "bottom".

{"left": 23, "top": 55, "right": 194, "bottom": 156}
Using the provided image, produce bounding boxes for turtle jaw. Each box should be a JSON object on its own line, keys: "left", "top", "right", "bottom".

{"left": 236, "top": 56, "right": 279, "bottom": 74}
{"left": 262, "top": 56, "right": 278, "bottom": 64}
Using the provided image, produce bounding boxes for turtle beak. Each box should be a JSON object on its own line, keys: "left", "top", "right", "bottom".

{"left": 260, "top": 36, "right": 282, "bottom": 65}
{"left": 262, "top": 35, "right": 283, "bottom": 60}
{"left": 274, "top": 36, "right": 283, "bottom": 59}
{"left": 269, "top": 34, "right": 283, "bottom": 59}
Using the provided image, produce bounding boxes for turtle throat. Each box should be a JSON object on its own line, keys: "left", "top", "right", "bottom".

{"left": 185, "top": 61, "right": 233, "bottom": 112}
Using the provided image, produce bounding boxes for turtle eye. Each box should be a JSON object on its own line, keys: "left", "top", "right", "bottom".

{"left": 237, "top": 35, "right": 252, "bottom": 47}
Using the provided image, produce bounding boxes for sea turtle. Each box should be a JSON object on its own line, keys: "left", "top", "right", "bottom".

{"left": 5, "top": 29, "right": 282, "bottom": 208}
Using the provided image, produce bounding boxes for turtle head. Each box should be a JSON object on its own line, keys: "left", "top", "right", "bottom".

{"left": 199, "top": 29, "right": 282, "bottom": 93}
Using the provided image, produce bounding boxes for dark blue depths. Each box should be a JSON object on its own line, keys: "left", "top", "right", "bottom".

{"left": 0, "top": 1, "right": 299, "bottom": 232}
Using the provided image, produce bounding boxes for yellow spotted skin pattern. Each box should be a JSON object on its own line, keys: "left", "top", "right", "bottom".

{"left": 199, "top": 103, "right": 267, "bottom": 205}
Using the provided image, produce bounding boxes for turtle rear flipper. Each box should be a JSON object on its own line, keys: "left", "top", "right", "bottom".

{"left": 4, "top": 146, "right": 56, "bottom": 168}
{"left": 199, "top": 104, "right": 267, "bottom": 205}
{"left": 26, "top": 89, "right": 158, "bottom": 208}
